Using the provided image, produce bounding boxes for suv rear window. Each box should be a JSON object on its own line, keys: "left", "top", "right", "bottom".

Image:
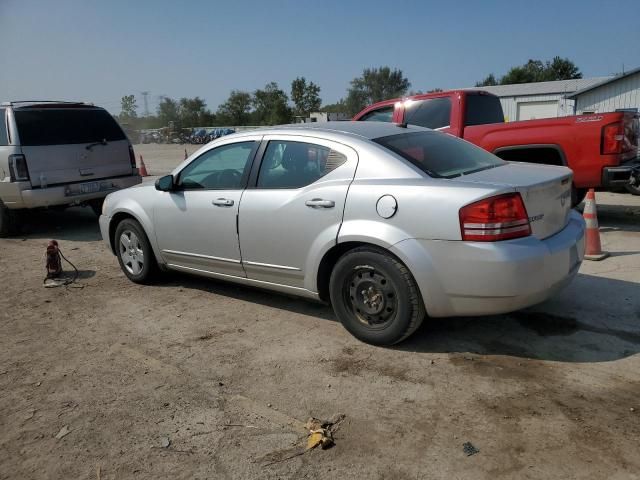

{"left": 14, "top": 108, "right": 126, "bottom": 146}
{"left": 465, "top": 94, "right": 505, "bottom": 126}
{"left": 373, "top": 131, "right": 504, "bottom": 178}
{"left": 404, "top": 98, "right": 451, "bottom": 129}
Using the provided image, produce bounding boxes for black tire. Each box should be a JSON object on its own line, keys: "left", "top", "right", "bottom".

{"left": 329, "top": 247, "right": 425, "bottom": 346}
{"left": 88, "top": 199, "right": 104, "bottom": 217}
{"left": 0, "top": 200, "right": 15, "bottom": 238}
{"left": 571, "top": 187, "right": 587, "bottom": 208}
{"left": 625, "top": 183, "right": 640, "bottom": 196}
{"left": 114, "top": 218, "right": 158, "bottom": 284}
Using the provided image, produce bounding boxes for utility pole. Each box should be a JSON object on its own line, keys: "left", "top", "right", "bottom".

{"left": 140, "top": 91, "right": 150, "bottom": 117}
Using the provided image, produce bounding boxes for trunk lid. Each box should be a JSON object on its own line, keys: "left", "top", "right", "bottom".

{"left": 454, "top": 162, "right": 573, "bottom": 239}
{"left": 14, "top": 106, "right": 134, "bottom": 187}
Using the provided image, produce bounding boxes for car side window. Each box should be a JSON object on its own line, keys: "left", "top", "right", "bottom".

{"left": 178, "top": 141, "right": 256, "bottom": 190}
{"left": 257, "top": 140, "right": 346, "bottom": 189}
{"left": 359, "top": 106, "right": 393, "bottom": 122}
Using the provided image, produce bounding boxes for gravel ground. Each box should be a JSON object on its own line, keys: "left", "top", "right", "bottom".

{"left": 1, "top": 147, "right": 639, "bottom": 479}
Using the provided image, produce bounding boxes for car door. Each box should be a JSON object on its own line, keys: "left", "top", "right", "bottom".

{"left": 238, "top": 135, "right": 358, "bottom": 289}
{"left": 154, "top": 138, "right": 259, "bottom": 277}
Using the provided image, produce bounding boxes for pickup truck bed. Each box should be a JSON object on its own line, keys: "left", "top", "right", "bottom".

{"left": 354, "top": 90, "right": 640, "bottom": 200}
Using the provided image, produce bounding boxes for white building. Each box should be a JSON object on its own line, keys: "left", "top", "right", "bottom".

{"left": 476, "top": 77, "right": 611, "bottom": 121}
{"left": 566, "top": 67, "right": 640, "bottom": 114}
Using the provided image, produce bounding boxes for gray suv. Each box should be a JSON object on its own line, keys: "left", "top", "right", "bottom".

{"left": 0, "top": 101, "right": 141, "bottom": 236}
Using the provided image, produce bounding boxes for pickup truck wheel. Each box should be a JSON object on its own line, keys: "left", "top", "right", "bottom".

{"left": 571, "top": 187, "right": 587, "bottom": 207}
{"left": 329, "top": 247, "right": 425, "bottom": 345}
{"left": 114, "top": 219, "right": 158, "bottom": 284}
{"left": 0, "top": 200, "right": 15, "bottom": 238}
{"left": 625, "top": 183, "right": 640, "bottom": 196}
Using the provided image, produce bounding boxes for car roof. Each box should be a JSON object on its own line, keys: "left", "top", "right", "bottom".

{"left": 242, "top": 121, "right": 430, "bottom": 140}
{"left": 1, "top": 100, "right": 97, "bottom": 109}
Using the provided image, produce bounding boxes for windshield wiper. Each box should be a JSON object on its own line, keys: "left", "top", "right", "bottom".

{"left": 86, "top": 139, "right": 107, "bottom": 150}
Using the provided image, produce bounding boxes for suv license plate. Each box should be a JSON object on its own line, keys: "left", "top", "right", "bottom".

{"left": 80, "top": 182, "right": 101, "bottom": 194}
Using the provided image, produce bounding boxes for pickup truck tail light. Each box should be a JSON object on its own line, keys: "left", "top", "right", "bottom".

{"left": 459, "top": 193, "right": 531, "bottom": 241}
{"left": 601, "top": 122, "right": 624, "bottom": 154}
{"left": 8, "top": 154, "right": 30, "bottom": 182}
{"left": 128, "top": 145, "right": 136, "bottom": 169}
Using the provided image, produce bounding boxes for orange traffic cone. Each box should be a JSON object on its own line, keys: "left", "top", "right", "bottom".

{"left": 184, "top": 148, "right": 188, "bottom": 160}
{"left": 583, "top": 189, "right": 609, "bottom": 261}
{"left": 138, "top": 154, "right": 149, "bottom": 177}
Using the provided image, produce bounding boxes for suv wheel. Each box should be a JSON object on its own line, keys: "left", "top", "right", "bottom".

{"left": 329, "top": 247, "right": 425, "bottom": 345}
{"left": 0, "top": 200, "right": 15, "bottom": 238}
{"left": 626, "top": 183, "right": 640, "bottom": 196}
{"left": 114, "top": 219, "right": 157, "bottom": 283}
{"left": 88, "top": 199, "right": 104, "bottom": 217}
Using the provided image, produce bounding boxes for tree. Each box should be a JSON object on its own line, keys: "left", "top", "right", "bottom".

{"left": 178, "top": 96, "right": 214, "bottom": 127}
{"left": 345, "top": 67, "right": 411, "bottom": 115}
{"left": 475, "top": 74, "right": 498, "bottom": 87}
{"left": 477, "top": 57, "right": 583, "bottom": 86}
{"left": 216, "top": 90, "right": 252, "bottom": 125}
{"left": 252, "top": 82, "right": 292, "bottom": 125}
{"left": 157, "top": 96, "right": 180, "bottom": 127}
{"left": 321, "top": 100, "right": 347, "bottom": 113}
{"left": 291, "top": 77, "right": 322, "bottom": 117}
{"left": 119, "top": 95, "right": 137, "bottom": 121}
{"left": 546, "top": 56, "right": 582, "bottom": 81}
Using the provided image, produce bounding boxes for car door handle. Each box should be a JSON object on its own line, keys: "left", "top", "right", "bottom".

{"left": 305, "top": 198, "right": 335, "bottom": 209}
{"left": 212, "top": 198, "right": 234, "bottom": 207}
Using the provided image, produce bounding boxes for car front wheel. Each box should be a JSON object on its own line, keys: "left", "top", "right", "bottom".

{"left": 114, "top": 218, "right": 157, "bottom": 283}
{"left": 329, "top": 247, "right": 425, "bottom": 345}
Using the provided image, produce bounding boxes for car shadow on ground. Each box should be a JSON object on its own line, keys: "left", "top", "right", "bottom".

{"left": 164, "top": 270, "right": 639, "bottom": 364}
{"left": 12, "top": 207, "right": 102, "bottom": 242}
{"left": 399, "top": 274, "right": 640, "bottom": 363}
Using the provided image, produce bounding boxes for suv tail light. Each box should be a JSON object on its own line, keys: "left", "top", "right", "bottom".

{"left": 8, "top": 154, "right": 30, "bottom": 182}
{"left": 601, "top": 122, "right": 624, "bottom": 154}
{"left": 128, "top": 145, "right": 136, "bottom": 169}
{"left": 459, "top": 193, "right": 531, "bottom": 241}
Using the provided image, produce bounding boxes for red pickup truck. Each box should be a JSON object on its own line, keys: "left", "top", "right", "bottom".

{"left": 353, "top": 90, "right": 640, "bottom": 202}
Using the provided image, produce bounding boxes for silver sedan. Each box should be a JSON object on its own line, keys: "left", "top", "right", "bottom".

{"left": 100, "top": 122, "right": 585, "bottom": 345}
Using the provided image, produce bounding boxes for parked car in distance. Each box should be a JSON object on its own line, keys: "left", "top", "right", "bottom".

{"left": 0, "top": 101, "right": 141, "bottom": 236}
{"left": 100, "top": 122, "right": 585, "bottom": 345}
{"left": 354, "top": 90, "right": 640, "bottom": 204}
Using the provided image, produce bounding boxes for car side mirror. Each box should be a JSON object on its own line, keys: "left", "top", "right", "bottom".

{"left": 155, "top": 174, "right": 175, "bottom": 192}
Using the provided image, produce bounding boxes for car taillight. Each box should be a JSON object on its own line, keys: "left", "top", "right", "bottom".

{"left": 459, "top": 193, "right": 531, "bottom": 242}
{"left": 8, "top": 154, "right": 30, "bottom": 182}
{"left": 128, "top": 145, "right": 136, "bottom": 169}
{"left": 601, "top": 122, "right": 624, "bottom": 154}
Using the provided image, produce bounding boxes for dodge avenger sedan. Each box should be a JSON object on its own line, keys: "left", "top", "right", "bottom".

{"left": 100, "top": 122, "right": 585, "bottom": 345}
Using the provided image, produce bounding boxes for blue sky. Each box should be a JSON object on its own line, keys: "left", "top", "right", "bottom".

{"left": 1, "top": 0, "right": 639, "bottom": 114}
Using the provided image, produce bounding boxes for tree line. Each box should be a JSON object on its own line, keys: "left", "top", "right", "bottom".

{"left": 118, "top": 57, "right": 582, "bottom": 128}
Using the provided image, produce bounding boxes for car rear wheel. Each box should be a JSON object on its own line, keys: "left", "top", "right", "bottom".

{"left": 571, "top": 187, "right": 587, "bottom": 207}
{"left": 114, "top": 218, "right": 157, "bottom": 283}
{"left": 329, "top": 247, "right": 425, "bottom": 345}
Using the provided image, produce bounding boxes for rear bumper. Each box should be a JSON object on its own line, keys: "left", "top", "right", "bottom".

{"left": 391, "top": 210, "right": 586, "bottom": 317}
{"left": 602, "top": 160, "right": 640, "bottom": 188}
{"left": 2, "top": 175, "right": 141, "bottom": 209}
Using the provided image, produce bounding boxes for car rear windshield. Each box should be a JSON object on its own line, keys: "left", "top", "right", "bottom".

{"left": 373, "top": 131, "right": 505, "bottom": 178}
{"left": 14, "top": 108, "right": 126, "bottom": 146}
{"left": 464, "top": 94, "right": 505, "bottom": 126}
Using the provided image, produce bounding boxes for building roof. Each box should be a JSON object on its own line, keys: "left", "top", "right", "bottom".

{"left": 469, "top": 77, "right": 612, "bottom": 98}
{"left": 566, "top": 66, "right": 640, "bottom": 98}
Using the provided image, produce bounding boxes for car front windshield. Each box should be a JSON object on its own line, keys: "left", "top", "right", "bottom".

{"left": 373, "top": 131, "right": 505, "bottom": 178}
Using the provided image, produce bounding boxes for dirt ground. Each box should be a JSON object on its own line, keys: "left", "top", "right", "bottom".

{"left": 1, "top": 148, "right": 640, "bottom": 479}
